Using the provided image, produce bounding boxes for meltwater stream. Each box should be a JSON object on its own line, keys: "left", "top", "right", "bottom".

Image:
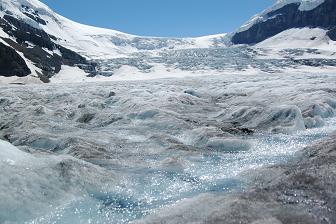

{"left": 26, "top": 117, "right": 336, "bottom": 224}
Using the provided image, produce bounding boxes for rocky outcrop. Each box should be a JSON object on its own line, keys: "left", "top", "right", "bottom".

{"left": 21, "top": 4, "right": 47, "bottom": 25}
{"left": 327, "top": 27, "right": 336, "bottom": 41}
{"left": 0, "top": 15, "right": 56, "bottom": 50}
{"left": 232, "top": 0, "right": 336, "bottom": 44}
{"left": 0, "top": 42, "right": 30, "bottom": 77}
{"left": 0, "top": 13, "right": 96, "bottom": 81}
{"left": 136, "top": 135, "right": 336, "bottom": 224}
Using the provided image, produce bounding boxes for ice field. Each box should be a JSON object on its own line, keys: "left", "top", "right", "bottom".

{"left": 0, "top": 73, "right": 336, "bottom": 223}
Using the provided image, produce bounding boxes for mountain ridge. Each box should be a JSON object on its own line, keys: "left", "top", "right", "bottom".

{"left": 232, "top": 0, "right": 336, "bottom": 44}
{"left": 0, "top": 0, "right": 336, "bottom": 83}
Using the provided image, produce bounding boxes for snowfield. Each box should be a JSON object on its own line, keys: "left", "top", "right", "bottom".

{"left": 0, "top": 72, "right": 336, "bottom": 223}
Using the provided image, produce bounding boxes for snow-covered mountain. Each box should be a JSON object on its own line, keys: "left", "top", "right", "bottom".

{"left": 1, "top": 2, "right": 336, "bottom": 222}
{"left": 232, "top": 0, "right": 335, "bottom": 44}
{"left": 0, "top": 0, "right": 336, "bottom": 83}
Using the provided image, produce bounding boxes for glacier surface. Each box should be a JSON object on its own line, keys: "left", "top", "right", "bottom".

{"left": 0, "top": 72, "right": 336, "bottom": 223}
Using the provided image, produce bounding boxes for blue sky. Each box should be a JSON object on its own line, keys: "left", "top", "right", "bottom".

{"left": 40, "top": 0, "right": 275, "bottom": 37}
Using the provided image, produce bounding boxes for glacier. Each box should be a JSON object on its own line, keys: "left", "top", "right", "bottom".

{"left": 0, "top": 73, "right": 336, "bottom": 223}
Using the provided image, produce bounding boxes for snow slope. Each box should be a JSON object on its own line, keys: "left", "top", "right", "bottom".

{"left": 256, "top": 28, "right": 335, "bottom": 49}
{"left": 277, "top": 0, "right": 325, "bottom": 11}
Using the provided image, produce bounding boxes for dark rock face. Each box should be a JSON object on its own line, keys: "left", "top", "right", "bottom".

{"left": 327, "top": 27, "right": 336, "bottom": 41}
{"left": 1, "top": 15, "right": 55, "bottom": 50}
{"left": 232, "top": 0, "right": 336, "bottom": 44}
{"left": 0, "top": 10, "right": 96, "bottom": 81}
{"left": 21, "top": 5, "right": 47, "bottom": 25}
{"left": 0, "top": 42, "right": 30, "bottom": 77}
{"left": 58, "top": 46, "right": 87, "bottom": 66}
